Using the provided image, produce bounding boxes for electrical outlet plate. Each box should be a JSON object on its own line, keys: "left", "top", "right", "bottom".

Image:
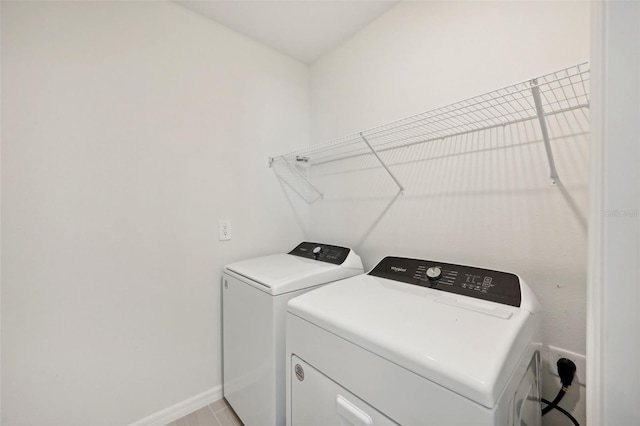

{"left": 547, "top": 345, "right": 586, "bottom": 386}
{"left": 219, "top": 219, "right": 231, "bottom": 241}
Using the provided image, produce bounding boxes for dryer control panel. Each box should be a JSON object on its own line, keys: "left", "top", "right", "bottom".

{"left": 369, "top": 256, "right": 521, "bottom": 307}
{"left": 289, "top": 242, "right": 351, "bottom": 265}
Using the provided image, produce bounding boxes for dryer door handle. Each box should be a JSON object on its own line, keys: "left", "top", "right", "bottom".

{"left": 336, "top": 394, "right": 374, "bottom": 425}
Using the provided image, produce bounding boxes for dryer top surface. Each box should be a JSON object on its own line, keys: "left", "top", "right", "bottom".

{"left": 287, "top": 272, "right": 540, "bottom": 407}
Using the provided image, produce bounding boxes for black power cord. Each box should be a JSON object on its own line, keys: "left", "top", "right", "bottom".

{"left": 542, "top": 357, "right": 580, "bottom": 425}
{"left": 541, "top": 397, "right": 579, "bottom": 426}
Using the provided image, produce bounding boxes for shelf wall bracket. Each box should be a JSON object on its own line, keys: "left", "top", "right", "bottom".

{"left": 360, "top": 132, "right": 405, "bottom": 195}
{"left": 280, "top": 155, "right": 324, "bottom": 203}
{"left": 530, "top": 78, "right": 560, "bottom": 185}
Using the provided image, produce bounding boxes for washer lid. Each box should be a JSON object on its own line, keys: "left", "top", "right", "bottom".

{"left": 224, "top": 244, "right": 363, "bottom": 295}
{"left": 287, "top": 269, "right": 541, "bottom": 408}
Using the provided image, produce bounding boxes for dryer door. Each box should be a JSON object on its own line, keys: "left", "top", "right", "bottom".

{"left": 291, "top": 356, "right": 398, "bottom": 426}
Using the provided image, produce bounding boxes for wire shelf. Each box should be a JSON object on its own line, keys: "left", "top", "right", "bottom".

{"left": 270, "top": 62, "right": 590, "bottom": 202}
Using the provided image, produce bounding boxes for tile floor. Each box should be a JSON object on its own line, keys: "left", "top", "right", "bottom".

{"left": 167, "top": 398, "right": 243, "bottom": 426}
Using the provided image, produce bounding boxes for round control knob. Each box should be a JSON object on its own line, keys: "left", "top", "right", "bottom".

{"left": 312, "top": 246, "right": 322, "bottom": 255}
{"left": 426, "top": 266, "right": 442, "bottom": 281}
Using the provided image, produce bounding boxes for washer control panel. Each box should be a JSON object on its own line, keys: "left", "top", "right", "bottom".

{"left": 369, "top": 256, "right": 521, "bottom": 307}
{"left": 288, "top": 242, "right": 351, "bottom": 265}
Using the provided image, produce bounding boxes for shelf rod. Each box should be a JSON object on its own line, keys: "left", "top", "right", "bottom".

{"left": 531, "top": 78, "right": 560, "bottom": 185}
{"left": 360, "top": 132, "right": 405, "bottom": 194}
{"left": 280, "top": 155, "right": 324, "bottom": 202}
{"left": 310, "top": 103, "right": 587, "bottom": 167}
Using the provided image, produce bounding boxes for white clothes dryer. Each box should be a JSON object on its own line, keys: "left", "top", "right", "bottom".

{"left": 222, "top": 242, "right": 363, "bottom": 426}
{"left": 286, "top": 256, "right": 542, "bottom": 426}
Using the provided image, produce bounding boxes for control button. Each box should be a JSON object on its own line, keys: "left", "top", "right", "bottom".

{"left": 312, "top": 246, "right": 322, "bottom": 255}
{"left": 426, "top": 266, "right": 442, "bottom": 281}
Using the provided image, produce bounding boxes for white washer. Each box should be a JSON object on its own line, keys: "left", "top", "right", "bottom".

{"left": 286, "top": 256, "right": 542, "bottom": 426}
{"left": 222, "top": 242, "right": 363, "bottom": 426}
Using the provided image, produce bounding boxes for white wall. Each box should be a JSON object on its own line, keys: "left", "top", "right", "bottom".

{"left": 1, "top": 2, "right": 308, "bottom": 425}
{"left": 309, "top": 2, "right": 590, "bottom": 425}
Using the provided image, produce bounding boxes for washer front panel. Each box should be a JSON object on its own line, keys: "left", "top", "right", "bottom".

{"left": 288, "top": 242, "right": 351, "bottom": 265}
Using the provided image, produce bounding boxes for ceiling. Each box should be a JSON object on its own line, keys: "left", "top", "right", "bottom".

{"left": 175, "top": 1, "right": 400, "bottom": 64}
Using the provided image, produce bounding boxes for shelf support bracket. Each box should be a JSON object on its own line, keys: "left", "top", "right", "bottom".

{"left": 530, "top": 78, "right": 560, "bottom": 185}
{"left": 360, "top": 132, "right": 405, "bottom": 194}
{"left": 279, "top": 155, "right": 324, "bottom": 203}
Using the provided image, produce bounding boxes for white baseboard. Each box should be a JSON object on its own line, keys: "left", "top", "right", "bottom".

{"left": 129, "top": 386, "right": 223, "bottom": 426}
